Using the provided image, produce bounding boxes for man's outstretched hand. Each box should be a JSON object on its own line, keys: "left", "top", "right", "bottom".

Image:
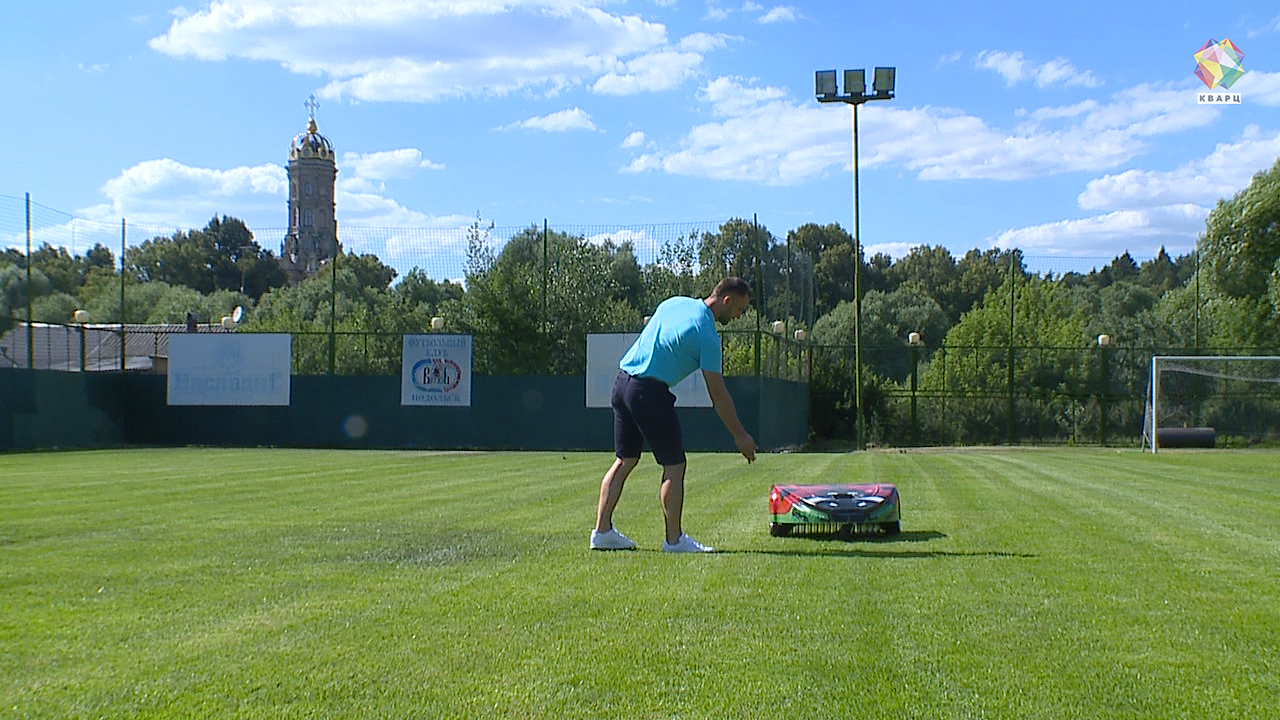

{"left": 735, "top": 432, "right": 757, "bottom": 463}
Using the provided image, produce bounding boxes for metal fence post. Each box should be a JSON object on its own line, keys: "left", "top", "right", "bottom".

{"left": 26, "top": 193, "right": 33, "bottom": 369}
{"left": 120, "top": 218, "right": 127, "bottom": 372}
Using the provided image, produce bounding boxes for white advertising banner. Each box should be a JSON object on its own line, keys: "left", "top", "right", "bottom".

{"left": 167, "top": 334, "right": 292, "bottom": 406}
{"left": 402, "top": 334, "right": 472, "bottom": 406}
{"left": 585, "top": 333, "right": 712, "bottom": 408}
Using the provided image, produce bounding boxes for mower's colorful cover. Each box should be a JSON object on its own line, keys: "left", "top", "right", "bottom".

{"left": 769, "top": 483, "right": 901, "bottom": 537}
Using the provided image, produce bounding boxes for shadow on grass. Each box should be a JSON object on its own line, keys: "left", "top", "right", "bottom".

{"left": 717, "top": 531, "right": 1038, "bottom": 559}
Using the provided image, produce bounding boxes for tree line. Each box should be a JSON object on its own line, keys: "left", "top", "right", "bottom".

{"left": 3, "top": 160, "right": 1278, "bottom": 444}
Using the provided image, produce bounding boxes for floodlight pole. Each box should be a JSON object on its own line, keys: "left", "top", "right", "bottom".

{"left": 816, "top": 67, "right": 895, "bottom": 451}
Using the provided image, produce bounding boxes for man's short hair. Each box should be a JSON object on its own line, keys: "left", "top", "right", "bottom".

{"left": 712, "top": 277, "right": 751, "bottom": 299}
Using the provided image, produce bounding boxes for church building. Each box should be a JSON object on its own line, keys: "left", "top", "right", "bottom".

{"left": 279, "top": 97, "right": 340, "bottom": 284}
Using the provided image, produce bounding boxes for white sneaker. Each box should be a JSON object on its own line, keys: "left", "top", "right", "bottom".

{"left": 590, "top": 528, "right": 637, "bottom": 551}
{"left": 661, "top": 534, "right": 715, "bottom": 553}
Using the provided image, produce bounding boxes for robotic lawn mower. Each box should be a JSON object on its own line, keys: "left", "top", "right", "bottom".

{"left": 769, "top": 483, "right": 901, "bottom": 539}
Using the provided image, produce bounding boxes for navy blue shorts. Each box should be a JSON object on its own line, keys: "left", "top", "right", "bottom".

{"left": 612, "top": 371, "right": 685, "bottom": 466}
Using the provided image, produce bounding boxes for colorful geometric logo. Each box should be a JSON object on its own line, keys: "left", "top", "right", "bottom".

{"left": 1194, "top": 39, "right": 1245, "bottom": 90}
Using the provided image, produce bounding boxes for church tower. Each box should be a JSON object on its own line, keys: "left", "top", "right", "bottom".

{"left": 280, "top": 96, "right": 339, "bottom": 284}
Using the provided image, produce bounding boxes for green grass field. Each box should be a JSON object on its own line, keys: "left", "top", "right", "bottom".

{"left": 3, "top": 448, "right": 1279, "bottom": 719}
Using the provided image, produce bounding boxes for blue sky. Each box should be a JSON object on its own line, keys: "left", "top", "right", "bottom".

{"left": 3, "top": 0, "right": 1279, "bottom": 281}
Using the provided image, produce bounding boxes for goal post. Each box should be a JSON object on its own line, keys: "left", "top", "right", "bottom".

{"left": 1145, "top": 355, "right": 1280, "bottom": 453}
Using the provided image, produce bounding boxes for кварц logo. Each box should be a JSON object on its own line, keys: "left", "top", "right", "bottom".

{"left": 1194, "top": 38, "right": 1245, "bottom": 104}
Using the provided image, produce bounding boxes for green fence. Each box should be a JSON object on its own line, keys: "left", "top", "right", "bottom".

{"left": 0, "top": 368, "right": 807, "bottom": 454}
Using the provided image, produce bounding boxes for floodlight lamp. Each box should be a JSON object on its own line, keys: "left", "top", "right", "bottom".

{"left": 73, "top": 309, "right": 90, "bottom": 324}
{"left": 221, "top": 316, "right": 236, "bottom": 330}
{"left": 872, "top": 67, "right": 896, "bottom": 97}
{"left": 908, "top": 331, "right": 923, "bottom": 346}
{"left": 794, "top": 329, "right": 808, "bottom": 342}
{"left": 772, "top": 320, "right": 785, "bottom": 335}
{"left": 1097, "top": 334, "right": 1112, "bottom": 347}
{"left": 815, "top": 70, "right": 838, "bottom": 99}
{"left": 431, "top": 316, "right": 445, "bottom": 332}
{"left": 844, "top": 69, "right": 866, "bottom": 98}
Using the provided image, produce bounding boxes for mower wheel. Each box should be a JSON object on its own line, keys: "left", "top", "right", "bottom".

{"left": 880, "top": 521, "right": 901, "bottom": 535}
{"left": 769, "top": 523, "right": 791, "bottom": 537}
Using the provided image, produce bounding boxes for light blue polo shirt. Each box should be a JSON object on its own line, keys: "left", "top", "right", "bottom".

{"left": 619, "top": 296, "right": 722, "bottom": 387}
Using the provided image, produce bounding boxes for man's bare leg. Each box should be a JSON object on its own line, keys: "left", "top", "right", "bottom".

{"left": 659, "top": 462, "right": 688, "bottom": 545}
{"left": 595, "top": 456, "right": 639, "bottom": 533}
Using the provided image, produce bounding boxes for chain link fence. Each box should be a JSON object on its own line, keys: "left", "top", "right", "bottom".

{"left": 6, "top": 191, "right": 1275, "bottom": 448}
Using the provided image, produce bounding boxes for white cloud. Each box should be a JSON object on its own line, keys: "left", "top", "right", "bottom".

{"left": 623, "top": 77, "right": 1222, "bottom": 185}
{"left": 502, "top": 107, "right": 597, "bottom": 132}
{"left": 1246, "top": 15, "right": 1280, "bottom": 37}
{"left": 864, "top": 241, "right": 915, "bottom": 260}
{"left": 936, "top": 51, "right": 963, "bottom": 67}
{"left": 88, "top": 159, "right": 287, "bottom": 228}
{"left": 699, "top": 75, "right": 786, "bottom": 116}
{"left": 704, "top": 3, "right": 730, "bottom": 21}
{"left": 1232, "top": 70, "right": 1280, "bottom": 105}
{"left": 148, "top": 0, "right": 704, "bottom": 102}
{"left": 336, "top": 190, "right": 433, "bottom": 226}
{"left": 593, "top": 49, "right": 704, "bottom": 95}
{"left": 620, "top": 131, "right": 646, "bottom": 148}
{"left": 585, "top": 228, "right": 654, "bottom": 248}
{"left": 991, "top": 205, "right": 1208, "bottom": 257}
{"left": 82, "top": 156, "right": 444, "bottom": 243}
{"left": 975, "top": 50, "right": 1100, "bottom": 88}
{"left": 1078, "top": 126, "right": 1280, "bottom": 210}
{"left": 678, "top": 32, "right": 732, "bottom": 53}
{"left": 342, "top": 149, "right": 444, "bottom": 181}
{"left": 758, "top": 6, "right": 797, "bottom": 23}
{"left": 974, "top": 124, "right": 1280, "bottom": 259}
{"left": 625, "top": 77, "right": 826, "bottom": 185}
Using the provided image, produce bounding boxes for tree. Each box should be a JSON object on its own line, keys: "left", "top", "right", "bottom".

{"left": 787, "top": 222, "right": 856, "bottom": 317}
{"left": 0, "top": 264, "right": 51, "bottom": 320}
{"left": 643, "top": 230, "right": 699, "bottom": 310}
{"left": 698, "top": 217, "right": 762, "bottom": 283}
{"left": 1085, "top": 252, "right": 1140, "bottom": 289}
{"left": 889, "top": 245, "right": 959, "bottom": 309}
{"left": 954, "top": 248, "right": 1021, "bottom": 322}
{"left": 812, "top": 287, "right": 949, "bottom": 384}
{"left": 124, "top": 216, "right": 286, "bottom": 299}
{"left": 338, "top": 251, "right": 398, "bottom": 291}
{"left": 1199, "top": 159, "right": 1280, "bottom": 300}
{"left": 26, "top": 242, "right": 117, "bottom": 298}
{"left": 30, "top": 244, "right": 82, "bottom": 296}
{"left": 1137, "top": 248, "right": 1192, "bottom": 295}
{"left": 609, "top": 241, "right": 646, "bottom": 311}
{"left": 920, "top": 276, "right": 1088, "bottom": 443}
{"left": 127, "top": 229, "right": 217, "bottom": 293}
{"left": 394, "top": 268, "right": 463, "bottom": 309}
{"left": 461, "top": 225, "right": 640, "bottom": 375}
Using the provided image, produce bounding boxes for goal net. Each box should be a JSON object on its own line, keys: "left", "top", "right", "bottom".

{"left": 1144, "top": 356, "right": 1280, "bottom": 452}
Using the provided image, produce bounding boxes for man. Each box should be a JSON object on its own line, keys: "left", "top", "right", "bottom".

{"left": 591, "top": 277, "right": 757, "bottom": 553}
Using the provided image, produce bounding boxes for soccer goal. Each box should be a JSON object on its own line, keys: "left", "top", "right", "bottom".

{"left": 1144, "top": 355, "right": 1280, "bottom": 452}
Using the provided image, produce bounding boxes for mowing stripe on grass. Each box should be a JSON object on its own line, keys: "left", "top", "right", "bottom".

{"left": 4, "top": 448, "right": 1279, "bottom": 719}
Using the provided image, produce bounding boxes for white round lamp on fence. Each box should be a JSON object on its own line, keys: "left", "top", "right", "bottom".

{"left": 73, "top": 309, "right": 90, "bottom": 324}
{"left": 794, "top": 329, "right": 807, "bottom": 342}
{"left": 431, "top": 316, "right": 445, "bottom": 332}
{"left": 772, "top": 320, "right": 785, "bottom": 335}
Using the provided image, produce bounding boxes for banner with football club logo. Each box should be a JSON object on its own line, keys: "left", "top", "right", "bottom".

{"left": 401, "top": 334, "right": 472, "bottom": 406}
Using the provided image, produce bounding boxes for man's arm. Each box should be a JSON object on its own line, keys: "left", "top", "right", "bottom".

{"left": 702, "top": 370, "right": 757, "bottom": 463}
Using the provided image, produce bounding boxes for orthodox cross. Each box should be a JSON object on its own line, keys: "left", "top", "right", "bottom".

{"left": 304, "top": 94, "right": 320, "bottom": 121}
